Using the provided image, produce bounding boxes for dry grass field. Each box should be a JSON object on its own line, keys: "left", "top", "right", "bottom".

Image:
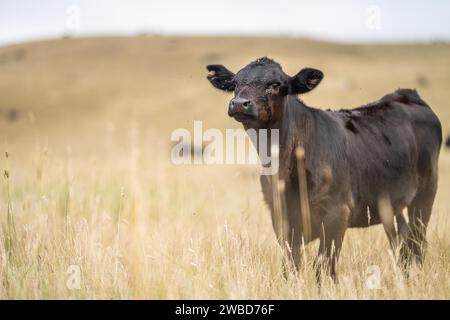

{"left": 0, "top": 36, "right": 449, "bottom": 299}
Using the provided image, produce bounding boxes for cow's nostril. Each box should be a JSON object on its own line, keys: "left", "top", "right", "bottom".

{"left": 230, "top": 98, "right": 251, "bottom": 111}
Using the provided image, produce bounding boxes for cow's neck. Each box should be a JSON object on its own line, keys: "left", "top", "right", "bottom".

{"left": 245, "top": 95, "right": 315, "bottom": 167}
{"left": 282, "top": 95, "right": 316, "bottom": 148}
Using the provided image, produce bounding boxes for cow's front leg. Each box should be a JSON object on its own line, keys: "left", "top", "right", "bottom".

{"left": 268, "top": 207, "right": 294, "bottom": 278}
{"left": 314, "top": 204, "right": 350, "bottom": 284}
{"left": 281, "top": 226, "right": 306, "bottom": 278}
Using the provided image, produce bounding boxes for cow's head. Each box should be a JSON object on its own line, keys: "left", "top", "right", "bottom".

{"left": 206, "top": 57, "right": 323, "bottom": 128}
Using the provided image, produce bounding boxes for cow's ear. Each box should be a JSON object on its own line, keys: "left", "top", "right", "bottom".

{"left": 206, "top": 64, "right": 235, "bottom": 92}
{"left": 288, "top": 68, "right": 323, "bottom": 94}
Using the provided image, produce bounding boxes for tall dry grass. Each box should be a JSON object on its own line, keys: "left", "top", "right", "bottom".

{"left": 0, "top": 124, "right": 449, "bottom": 299}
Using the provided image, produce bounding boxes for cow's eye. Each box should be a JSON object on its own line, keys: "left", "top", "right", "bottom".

{"left": 268, "top": 82, "right": 281, "bottom": 89}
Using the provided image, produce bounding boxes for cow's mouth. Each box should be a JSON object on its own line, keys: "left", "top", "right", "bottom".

{"left": 232, "top": 113, "right": 257, "bottom": 122}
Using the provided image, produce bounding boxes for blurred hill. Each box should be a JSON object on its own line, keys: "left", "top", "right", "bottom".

{"left": 0, "top": 36, "right": 449, "bottom": 155}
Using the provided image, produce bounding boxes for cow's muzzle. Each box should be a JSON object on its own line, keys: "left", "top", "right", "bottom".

{"left": 228, "top": 98, "right": 257, "bottom": 122}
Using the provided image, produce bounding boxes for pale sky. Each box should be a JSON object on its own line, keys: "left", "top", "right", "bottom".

{"left": 1, "top": 0, "right": 450, "bottom": 46}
